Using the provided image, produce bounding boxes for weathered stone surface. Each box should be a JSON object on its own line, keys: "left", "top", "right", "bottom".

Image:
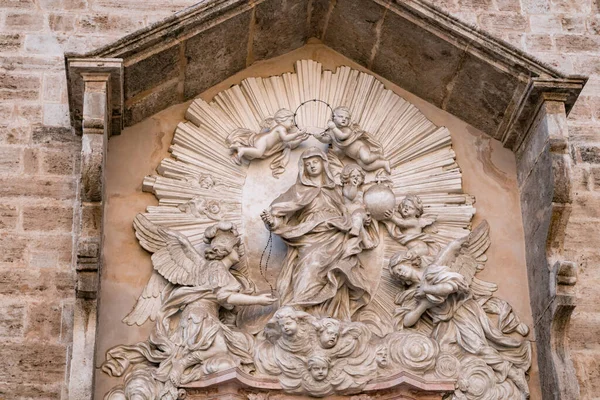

{"left": 124, "top": 45, "right": 180, "bottom": 99}
{"left": 445, "top": 54, "right": 522, "bottom": 137}
{"left": 0, "top": 268, "right": 73, "bottom": 297}
{"left": 41, "top": 149, "right": 76, "bottom": 175}
{"left": 0, "top": 233, "right": 28, "bottom": 263}
{"left": 23, "top": 206, "right": 73, "bottom": 231}
{"left": 252, "top": 0, "right": 309, "bottom": 61}
{"left": 25, "top": 301, "right": 62, "bottom": 340}
{"left": 529, "top": 14, "right": 562, "bottom": 33}
{"left": 323, "top": 0, "right": 385, "bottom": 67}
{"left": 0, "top": 146, "right": 22, "bottom": 174}
{"left": 4, "top": 12, "right": 44, "bottom": 31}
{"left": 31, "top": 125, "right": 78, "bottom": 146}
{"left": 183, "top": 10, "right": 251, "bottom": 100}
{"left": 81, "top": 203, "right": 101, "bottom": 238}
{"left": 479, "top": 12, "right": 530, "bottom": 32}
{"left": 0, "top": 33, "right": 22, "bottom": 51}
{"left": 125, "top": 79, "right": 179, "bottom": 126}
{"left": 29, "top": 233, "right": 73, "bottom": 263}
{"left": 0, "top": 177, "right": 76, "bottom": 199}
{"left": 0, "top": 72, "right": 40, "bottom": 101}
{"left": 0, "top": 383, "right": 62, "bottom": 399}
{"left": 0, "top": 300, "right": 25, "bottom": 337}
{"left": 578, "top": 146, "right": 600, "bottom": 164}
{"left": 525, "top": 34, "right": 553, "bottom": 52}
{"left": 0, "top": 342, "right": 66, "bottom": 384}
{"left": 81, "top": 133, "right": 104, "bottom": 202}
{"left": 0, "top": 205, "right": 18, "bottom": 230}
{"left": 308, "top": 0, "right": 330, "bottom": 39}
{"left": 372, "top": 10, "right": 464, "bottom": 107}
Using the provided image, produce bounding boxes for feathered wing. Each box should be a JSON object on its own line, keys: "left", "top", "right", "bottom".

{"left": 446, "top": 220, "right": 497, "bottom": 296}
{"left": 151, "top": 227, "right": 206, "bottom": 286}
{"left": 124, "top": 214, "right": 207, "bottom": 325}
{"left": 123, "top": 271, "right": 173, "bottom": 326}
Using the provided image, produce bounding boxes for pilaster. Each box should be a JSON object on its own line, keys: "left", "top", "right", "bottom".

{"left": 66, "top": 63, "right": 121, "bottom": 400}
{"left": 516, "top": 94, "right": 580, "bottom": 400}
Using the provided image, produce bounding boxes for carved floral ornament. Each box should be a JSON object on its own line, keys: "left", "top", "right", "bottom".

{"left": 103, "top": 60, "right": 532, "bottom": 400}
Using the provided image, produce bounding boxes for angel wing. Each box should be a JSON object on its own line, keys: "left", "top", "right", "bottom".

{"left": 434, "top": 220, "right": 497, "bottom": 296}
{"left": 124, "top": 214, "right": 208, "bottom": 325}
{"left": 419, "top": 213, "right": 438, "bottom": 234}
{"left": 122, "top": 271, "right": 173, "bottom": 326}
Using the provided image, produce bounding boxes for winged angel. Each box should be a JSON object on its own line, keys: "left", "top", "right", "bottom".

{"left": 391, "top": 222, "right": 532, "bottom": 400}
{"left": 102, "top": 216, "right": 275, "bottom": 400}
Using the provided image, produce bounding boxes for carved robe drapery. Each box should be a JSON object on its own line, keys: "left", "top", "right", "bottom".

{"left": 269, "top": 148, "right": 380, "bottom": 321}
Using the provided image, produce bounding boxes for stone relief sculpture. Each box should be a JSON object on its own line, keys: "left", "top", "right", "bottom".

{"left": 102, "top": 61, "right": 531, "bottom": 400}
{"left": 227, "top": 108, "right": 310, "bottom": 177}
{"left": 260, "top": 147, "right": 380, "bottom": 321}
{"left": 391, "top": 222, "right": 532, "bottom": 400}
{"left": 103, "top": 221, "right": 276, "bottom": 400}
{"left": 314, "top": 106, "right": 391, "bottom": 174}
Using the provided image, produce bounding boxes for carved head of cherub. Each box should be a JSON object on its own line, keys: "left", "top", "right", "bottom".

{"left": 399, "top": 194, "right": 424, "bottom": 218}
{"left": 331, "top": 106, "right": 351, "bottom": 128}
{"left": 340, "top": 163, "right": 365, "bottom": 188}
{"left": 273, "top": 108, "right": 295, "bottom": 130}
{"left": 307, "top": 353, "right": 331, "bottom": 382}
{"left": 314, "top": 318, "right": 341, "bottom": 349}
{"left": 273, "top": 306, "right": 304, "bottom": 338}
{"left": 375, "top": 344, "right": 389, "bottom": 368}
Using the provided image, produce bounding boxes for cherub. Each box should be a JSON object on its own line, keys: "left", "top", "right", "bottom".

{"left": 313, "top": 317, "right": 341, "bottom": 349}
{"left": 315, "top": 106, "right": 391, "bottom": 174}
{"left": 383, "top": 194, "right": 438, "bottom": 258}
{"left": 227, "top": 108, "right": 309, "bottom": 177}
{"left": 375, "top": 344, "right": 390, "bottom": 376}
{"left": 265, "top": 306, "right": 316, "bottom": 355}
{"left": 340, "top": 164, "right": 372, "bottom": 237}
{"left": 307, "top": 353, "right": 331, "bottom": 382}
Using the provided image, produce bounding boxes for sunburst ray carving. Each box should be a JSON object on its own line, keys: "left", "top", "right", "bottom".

{"left": 138, "top": 60, "right": 475, "bottom": 324}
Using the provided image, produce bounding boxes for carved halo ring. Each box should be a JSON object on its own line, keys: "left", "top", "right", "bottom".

{"left": 292, "top": 99, "right": 334, "bottom": 135}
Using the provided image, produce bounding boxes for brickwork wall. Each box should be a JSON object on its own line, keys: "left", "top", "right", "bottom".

{"left": 0, "top": 0, "right": 598, "bottom": 399}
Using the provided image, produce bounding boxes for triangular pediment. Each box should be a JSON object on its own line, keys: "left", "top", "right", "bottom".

{"left": 65, "top": 0, "right": 585, "bottom": 151}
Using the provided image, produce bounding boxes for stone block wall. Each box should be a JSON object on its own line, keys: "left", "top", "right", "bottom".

{"left": 0, "top": 0, "right": 598, "bottom": 399}
{"left": 0, "top": 1, "right": 195, "bottom": 398}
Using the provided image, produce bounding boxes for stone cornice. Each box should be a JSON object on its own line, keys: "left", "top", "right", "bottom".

{"left": 64, "top": 0, "right": 586, "bottom": 143}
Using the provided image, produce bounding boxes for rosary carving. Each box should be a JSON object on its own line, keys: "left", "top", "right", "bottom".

{"left": 103, "top": 61, "right": 531, "bottom": 400}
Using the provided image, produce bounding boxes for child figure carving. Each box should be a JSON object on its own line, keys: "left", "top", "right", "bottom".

{"left": 315, "top": 106, "right": 391, "bottom": 174}
{"left": 227, "top": 108, "right": 309, "bottom": 177}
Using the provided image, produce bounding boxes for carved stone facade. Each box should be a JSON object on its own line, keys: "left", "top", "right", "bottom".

{"left": 1, "top": 0, "right": 599, "bottom": 399}
{"left": 95, "top": 57, "right": 540, "bottom": 399}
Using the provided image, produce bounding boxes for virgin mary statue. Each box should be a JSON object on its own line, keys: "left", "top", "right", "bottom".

{"left": 261, "top": 147, "right": 380, "bottom": 321}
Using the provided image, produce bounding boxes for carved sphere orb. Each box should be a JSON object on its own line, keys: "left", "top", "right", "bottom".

{"left": 363, "top": 184, "right": 396, "bottom": 221}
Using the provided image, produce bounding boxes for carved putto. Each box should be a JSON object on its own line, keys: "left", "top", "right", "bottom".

{"left": 103, "top": 60, "right": 531, "bottom": 400}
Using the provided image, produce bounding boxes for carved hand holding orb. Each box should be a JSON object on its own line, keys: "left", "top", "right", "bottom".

{"left": 103, "top": 61, "right": 531, "bottom": 400}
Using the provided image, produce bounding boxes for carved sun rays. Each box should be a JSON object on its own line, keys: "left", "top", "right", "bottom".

{"left": 139, "top": 60, "right": 475, "bottom": 321}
